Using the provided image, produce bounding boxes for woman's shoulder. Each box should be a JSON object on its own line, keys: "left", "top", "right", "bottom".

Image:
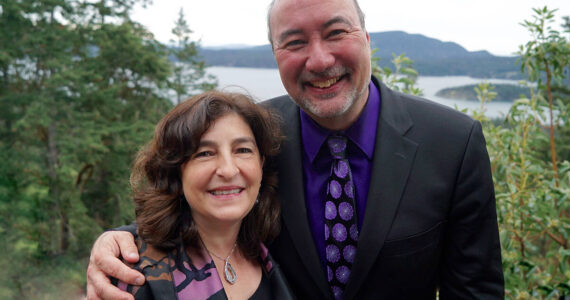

{"left": 112, "top": 239, "right": 176, "bottom": 299}
{"left": 134, "top": 238, "right": 170, "bottom": 269}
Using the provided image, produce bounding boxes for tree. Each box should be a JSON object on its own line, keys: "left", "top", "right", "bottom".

{"left": 0, "top": 0, "right": 214, "bottom": 297}
{"left": 519, "top": 7, "right": 570, "bottom": 185}
{"left": 169, "top": 8, "right": 217, "bottom": 104}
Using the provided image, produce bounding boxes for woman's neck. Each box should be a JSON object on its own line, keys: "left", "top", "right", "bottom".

{"left": 196, "top": 220, "right": 241, "bottom": 255}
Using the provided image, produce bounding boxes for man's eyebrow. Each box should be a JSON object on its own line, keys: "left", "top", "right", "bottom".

{"left": 322, "top": 16, "right": 353, "bottom": 29}
{"left": 276, "top": 16, "right": 353, "bottom": 45}
{"left": 277, "top": 29, "right": 303, "bottom": 45}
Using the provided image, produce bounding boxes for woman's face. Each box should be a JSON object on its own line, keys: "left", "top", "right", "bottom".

{"left": 181, "top": 113, "right": 263, "bottom": 228}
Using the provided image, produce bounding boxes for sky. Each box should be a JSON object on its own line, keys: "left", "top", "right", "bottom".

{"left": 132, "top": 0, "right": 569, "bottom": 56}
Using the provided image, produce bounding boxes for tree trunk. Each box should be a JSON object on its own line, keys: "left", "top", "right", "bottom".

{"left": 46, "top": 121, "right": 69, "bottom": 253}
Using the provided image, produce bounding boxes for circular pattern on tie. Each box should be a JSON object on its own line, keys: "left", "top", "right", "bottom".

{"left": 331, "top": 286, "right": 342, "bottom": 300}
{"left": 328, "top": 137, "right": 346, "bottom": 159}
{"left": 332, "top": 223, "right": 347, "bottom": 242}
{"left": 334, "top": 160, "right": 349, "bottom": 178}
{"left": 325, "top": 224, "right": 330, "bottom": 240}
{"left": 338, "top": 202, "right": 354, "bottom": 221}
{"left": 350, "top": 224, "right": 359, "bottom": 241}
{"left": 326, "top": 245, "right": 340, "bottom": 263}
{"left": 325, "top": 201, "right": 337, "bottom": 220}
{"left": 344, "top": 180, "right": 354, "bottom": 198}
{"left": 327, "top": 266, "right": 333, "bottom": 282}
{"left": 329, "top": 180, "right": 342, "bottom": 199}
{"left": 343, "top": 245, "right": 356, "bottom": 263}
{"left": 336, "top": 266, "right": 351, "bottom": 284}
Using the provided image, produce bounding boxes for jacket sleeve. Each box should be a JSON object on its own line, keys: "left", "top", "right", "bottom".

{"left": 110, "top": 223, "right": 138, "bottom": 237}
{"left": 438, "top": 121, "right": 504, "bottom": 299}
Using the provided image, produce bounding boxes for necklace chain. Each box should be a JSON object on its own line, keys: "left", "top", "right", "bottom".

{"left": 208, "top": 242, "right": 237, "bottom": 261}
{"left": 204, "top": 241, "right": 238, "bottom": 284}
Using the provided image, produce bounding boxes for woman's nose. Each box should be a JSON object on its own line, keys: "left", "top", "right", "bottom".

{"left": 215, "top": 154, "right": 239, "bottom": 178}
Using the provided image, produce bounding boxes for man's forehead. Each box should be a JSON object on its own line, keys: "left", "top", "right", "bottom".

{"left": 271, "top": 0, "right": 356, "bottom": 17}
{"left": 270, "top": 0, "right": 358, "bottom": 28}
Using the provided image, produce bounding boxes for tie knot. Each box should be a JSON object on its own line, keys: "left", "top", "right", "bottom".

{"left": 327, "top": 135, "right": 347, "bottom": 159}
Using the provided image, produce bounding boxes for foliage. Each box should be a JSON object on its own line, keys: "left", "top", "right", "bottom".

{"left": 519, "top": 7, "right": 570, "bottom": 184}
{"left": 0, "top": 0, "right": 215, "bottom": 298}
{"left": 371, "top": 50, "right": 422, "bottom": 96}
{"left": 472, "top": 7, "right": 570, "bottom": 299}
{"left": 169, "top": 8, "right": 217, "bottom": 104}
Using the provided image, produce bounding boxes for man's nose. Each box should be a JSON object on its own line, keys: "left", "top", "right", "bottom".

{"left": 215, "top": 154, "right": 239, "bottom": 178}
{"left": 305, "top": 40, "right": 334, "bottom": 73}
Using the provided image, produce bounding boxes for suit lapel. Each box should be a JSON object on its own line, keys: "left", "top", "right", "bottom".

{"left": 343, "top": 80, "right": 418, "bottom": 299}
{"left": 274, "top": 98, "right": 332, "bottom": 298}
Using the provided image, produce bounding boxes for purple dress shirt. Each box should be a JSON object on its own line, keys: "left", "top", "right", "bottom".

{"left": 300, "top": 80, "right": 381, "bottom": 269}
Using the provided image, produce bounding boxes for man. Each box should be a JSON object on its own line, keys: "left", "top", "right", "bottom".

{"left": 87, "top": 0, "right": 504, "bottom": 299}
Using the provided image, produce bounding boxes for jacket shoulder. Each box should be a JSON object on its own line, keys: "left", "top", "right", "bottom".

{"left": 260, "top": 95, "right": 294, "bottom": 109}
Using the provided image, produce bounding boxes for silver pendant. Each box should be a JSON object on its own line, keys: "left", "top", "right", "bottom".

{"left": 224, "top": 260, "right": 237, "bottom": 284}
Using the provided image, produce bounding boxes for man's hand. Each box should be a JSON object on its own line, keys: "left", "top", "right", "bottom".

{"left": 86, "top": 231, "right": 145, "bottom": 300}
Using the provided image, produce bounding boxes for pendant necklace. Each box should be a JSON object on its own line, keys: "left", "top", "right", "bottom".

{"left": 206, "top": 242, "right": 238, "bottom": 284}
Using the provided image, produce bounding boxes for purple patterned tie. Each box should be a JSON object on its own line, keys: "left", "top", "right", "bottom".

{"left": 325, "top": 135, "right": 358, "bottom": 300}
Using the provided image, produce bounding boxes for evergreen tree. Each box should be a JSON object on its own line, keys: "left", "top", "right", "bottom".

{"left": 169, "top": 8, "right": 217, "bottom": 104}
{"left": 0, "top": 0, "right": 215, "bottom": 297}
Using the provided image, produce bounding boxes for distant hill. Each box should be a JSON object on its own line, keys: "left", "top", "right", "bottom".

{"left": 199, "top": 31, "right": 521, "bottom": 79}
{"left": 436, "top": 84, "right": 531, "bottom": 102}
{"left": 200, "top": 44, "right": 275, "bottom": 68}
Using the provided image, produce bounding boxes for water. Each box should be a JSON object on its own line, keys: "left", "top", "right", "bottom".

{"left": 208, "top": 67, "right": 287, "bottom": 102}
{"left": 208, "top": 66, "right": 522, "bottom": 118}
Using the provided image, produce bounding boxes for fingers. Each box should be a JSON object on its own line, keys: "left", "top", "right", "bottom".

{"left": 91, "top": 231, "right": 145, "bottom": 285}
{"left": 114, "top": 232, "right": 140, "bottom": 264}
{"left": 94, "top": 252, "right": 145, "bottom": 285}
{"left": 86, "top": 231, "right": 145, "bottom": 300}
{"left": 86, "top": 263, "right": 134, "bottom": 300}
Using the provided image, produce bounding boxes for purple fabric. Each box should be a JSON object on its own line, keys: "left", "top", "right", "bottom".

{"left": 172, "top": 246, "right": 223, "bottom": 300}
{"left": 117, "top": 241, "right": 275, "bottom": 299}
{"left": 300, "top": 80, "right": 380, "bottom": 269}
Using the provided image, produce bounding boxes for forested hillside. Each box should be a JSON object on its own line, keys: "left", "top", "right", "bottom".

{"left": 199, "top": 31, "right": 520, "bottom": 78}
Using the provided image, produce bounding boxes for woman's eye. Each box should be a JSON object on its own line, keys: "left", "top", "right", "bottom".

{"left": 237, "top": 147, "right": 253, "bottom": 154}
{"left": 194, "top": 151, "right": 213, "bottom": 158}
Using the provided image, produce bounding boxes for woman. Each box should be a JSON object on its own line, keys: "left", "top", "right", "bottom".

{"left": 115, "top": 91, "right": 294, "bottom": 299}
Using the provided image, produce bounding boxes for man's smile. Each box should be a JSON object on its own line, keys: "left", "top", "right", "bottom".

{"left": 309, "top": 75, "right": 343, "bottom": 88}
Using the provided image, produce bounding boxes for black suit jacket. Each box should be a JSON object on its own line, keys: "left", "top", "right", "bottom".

{"left": 264, "top": 77, "right": 504, "bottom": 299}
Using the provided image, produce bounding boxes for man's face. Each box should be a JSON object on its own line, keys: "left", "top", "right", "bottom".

{"left": 270, "top": 0, "right": 371, "bottom": 130}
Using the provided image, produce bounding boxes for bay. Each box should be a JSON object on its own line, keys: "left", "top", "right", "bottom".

{"left": 208, "top": 66, "right": 522, "bottom": 118}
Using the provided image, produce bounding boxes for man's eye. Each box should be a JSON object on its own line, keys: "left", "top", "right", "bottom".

{"left": 284, "top": 40, "right": 305, "bottom": 48}
{"left": 328, "top": 29, "right": 346, "bottom": 38}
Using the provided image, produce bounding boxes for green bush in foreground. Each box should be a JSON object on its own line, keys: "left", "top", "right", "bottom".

{"left": 472, "top": 7, "right": 570, "bottom": 299}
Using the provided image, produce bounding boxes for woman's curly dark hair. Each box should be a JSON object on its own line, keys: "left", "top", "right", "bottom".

{"left": 131, "top": 91, "right": 283, "bottom": 260}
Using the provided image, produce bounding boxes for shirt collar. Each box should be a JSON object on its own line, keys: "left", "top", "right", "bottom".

{"left": 300, "top": 80, "right": 380, "bottom": 163}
